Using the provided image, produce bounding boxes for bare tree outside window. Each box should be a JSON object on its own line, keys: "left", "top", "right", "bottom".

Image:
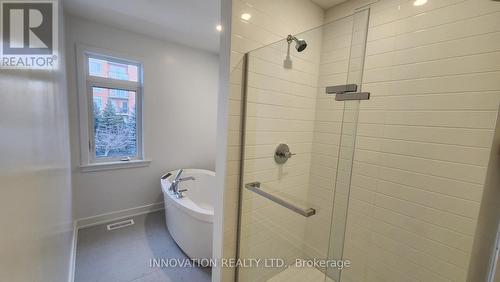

{"left": 82, "top": 53, "right": 142, "bottom": 165}
{"left": 93, "top": 94, "right": 137, "bottom": 158}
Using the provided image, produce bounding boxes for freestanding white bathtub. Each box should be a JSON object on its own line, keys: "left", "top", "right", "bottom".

{"left": 160, "top": 169, "right": 215, "bottom": 260}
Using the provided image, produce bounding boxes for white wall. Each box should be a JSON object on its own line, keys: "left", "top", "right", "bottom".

{"left": 324, "top": 0, "right": 500, "bottom": 281}
{"left": 213, "top": 0, "right": 232, "bottom": 281}
{"left": 0, "top": 1, "right": 73, "bottom": 281}
{"left": 468, "top": 107, "right": 500, "bottom": 281}
{"left": 65, "top": 15, "right": 219, "bottom": 220}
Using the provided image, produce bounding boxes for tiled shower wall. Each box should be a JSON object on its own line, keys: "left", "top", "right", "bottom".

{"left": 325, "top": 0, "right": 500, "bottom": 281}
{"left": 222, "top": 0, "right": 500, "bottom": 281}
{"left": 304, "top": 14, "right": 357, "bottom": 261}
{"left": 222, "top": 1, "right": 324, "bottom": 281}
{"left": 238, "top": 29, "right": 324, "bottom": 281}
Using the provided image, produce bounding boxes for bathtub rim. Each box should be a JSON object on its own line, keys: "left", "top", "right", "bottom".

{"left": 161, "top": 169, "right": 215, "bottom": 223}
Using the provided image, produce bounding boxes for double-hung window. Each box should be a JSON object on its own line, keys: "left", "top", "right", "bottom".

{"left": 77, "top": 46, "right": 147, "bottom": 171}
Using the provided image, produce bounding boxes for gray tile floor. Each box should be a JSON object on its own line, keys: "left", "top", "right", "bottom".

{"left": 75, "top": 210, "right": 211, "bottom": 282}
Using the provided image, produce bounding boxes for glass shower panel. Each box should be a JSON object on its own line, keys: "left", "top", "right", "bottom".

{"left": 236, "top": 11, "right": 367, "bottom": 282}
{"left": 237, "top": 25, "right": 330, "bottom": 282}
{"left": 325, "top": 8, "right": 370, "bottom": 282}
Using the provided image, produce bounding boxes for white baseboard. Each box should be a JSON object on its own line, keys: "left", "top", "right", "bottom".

{"left": 76, "top": 202, "right": 165, "bottom": 229}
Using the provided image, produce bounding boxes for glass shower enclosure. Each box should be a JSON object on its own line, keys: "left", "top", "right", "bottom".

{"left": 235, "top": 8, "right": 370, "bottom": 282}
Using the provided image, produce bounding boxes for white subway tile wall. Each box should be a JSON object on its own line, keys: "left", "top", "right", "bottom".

{"left": 223, "top": 1, "right": 324, "bottom": 281}
{"left": 304, "top": 14, "right": 354, "bottom": 262}
{"left": 222, "top": 0, "right": 500, "bottom": 281}
{"left": 327, "top": 0, "right": 500, "bottom": 281}
{"left": 239, "top": 27, "right": 325, "bottom": 281}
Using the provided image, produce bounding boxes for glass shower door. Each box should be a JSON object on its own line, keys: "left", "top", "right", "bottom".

{"left": 236, "top": 9, "right": 370, "bottom": 282}
{"left": 326, "top": 8, "right": 370, "bottom": 282}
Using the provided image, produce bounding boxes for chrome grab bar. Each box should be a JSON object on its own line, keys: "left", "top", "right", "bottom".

{"left": 244, "top": 182, "right": 316, "bottom": 217}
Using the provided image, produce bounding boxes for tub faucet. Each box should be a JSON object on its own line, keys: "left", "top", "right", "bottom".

{"left": 171, "top": 169, "right": 184, "bottom": 188}
{"left": 170, "top": 169, "right": 195, "bottom": 196}
{"left": 176, "top": 189, "right": 188, "bottom": 199}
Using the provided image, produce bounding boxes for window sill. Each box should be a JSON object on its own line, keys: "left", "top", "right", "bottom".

{"left": 79, "top": 159, "right": 152, "bottom": 173}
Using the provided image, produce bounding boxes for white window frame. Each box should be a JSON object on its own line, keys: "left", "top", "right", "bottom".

{"left": 76, "top": 44, "right": 150, "bottom": 172}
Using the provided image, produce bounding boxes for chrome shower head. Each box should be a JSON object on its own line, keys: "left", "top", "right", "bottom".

{"left": 287, "top": 35, "right": 307, "bottom": 52}
{"left": 295, "top": 39, "right": 307, "bottom": 52}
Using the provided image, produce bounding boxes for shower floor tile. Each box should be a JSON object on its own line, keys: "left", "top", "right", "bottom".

{"left": 267, "top": 262, "right": 335, "bottom": 282}
{"left": 74, "top": 210, "right": 211, "bottom": 282}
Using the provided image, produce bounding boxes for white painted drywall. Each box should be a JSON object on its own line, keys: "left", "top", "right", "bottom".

{"left": 64, "top": 0, "right": 221, "bottom": 53}
{"left": 212, "top": 0, "right": 232, "bottom": 281}
{"left": 0, "top": 1, "right": 73, "bottom": 281}
{"left": 65, "top": 15, "right": 219, "bottom": 220}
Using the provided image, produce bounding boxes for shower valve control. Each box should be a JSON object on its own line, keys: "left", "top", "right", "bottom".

{"left": 275, "top": 143, "right": 296, "bottom": 164}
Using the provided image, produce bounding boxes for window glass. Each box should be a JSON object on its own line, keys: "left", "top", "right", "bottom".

{"left": 92, "top": 87, "right": 137, "bottom": 159}
{"left": 88, "top": 57, "right": 138, "bottom": 82}
{"left": 93, "top": 97, "right": 102, "bottom": 111}
{"left": 88, "top": 58, "right": 104, "bottom": 76}
{"left": 109, "top": 89, "right": 129, "bottom": 98}
{"left": 121, "top": 101, "right": 128, "bottom": 113}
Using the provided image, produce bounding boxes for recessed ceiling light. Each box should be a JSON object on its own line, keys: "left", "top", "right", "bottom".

{"left": 241, "top": 13, "right": 251, "bottom": 21}
{"left": 216, "top": 25, "right": 222, "bottom": 32}
{"left": 413, "top": 0, "right": 427, "bottom": 6}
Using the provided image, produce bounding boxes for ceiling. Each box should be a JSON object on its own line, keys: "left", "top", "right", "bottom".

{"left": 311, "top": 0, "right": 348, "bottom": 9}
{"left": 64, "top": 0, "right": 221, "bottom": 53}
